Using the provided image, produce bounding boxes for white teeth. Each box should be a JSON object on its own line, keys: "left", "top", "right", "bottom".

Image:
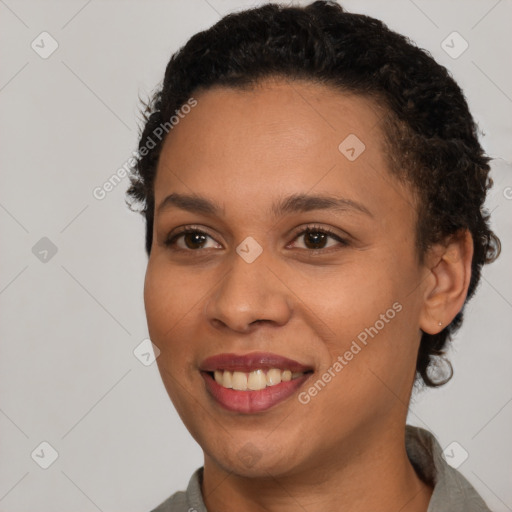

{"left": 214, "top": 370, "right": 223, "bottom": 385}
{"left": 232, "top": 371, "right": 248, "bottom": 391}
{"left": 212, "top": 368, "right": 305, "bottom": 390}
{"left": 247, "top": 369, "right": 267, "bottom": 390}
{"left": 223, "top": 370, "right": 233, "bottom": 388}
{"left": 215, "top": 370, "right": 233, "bottom": 388}
{"left": 266, "top": 368, "right": 281, "bottom": 386}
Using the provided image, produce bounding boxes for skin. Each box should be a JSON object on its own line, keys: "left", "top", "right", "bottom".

{"left": 144, "top": 78, "right": 473, "bottom": 512}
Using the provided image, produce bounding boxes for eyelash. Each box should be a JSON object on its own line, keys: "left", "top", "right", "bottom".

{"left": 164, "top": 224, "right": 349, "bottom": 254}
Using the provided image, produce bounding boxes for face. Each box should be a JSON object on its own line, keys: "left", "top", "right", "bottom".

{"left": 144, "top": 79, "right": 429, "bottom": 479}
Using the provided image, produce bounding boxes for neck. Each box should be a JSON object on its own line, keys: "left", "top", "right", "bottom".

{"left": 202, "top": 422, "right": 433, "bottom": 512}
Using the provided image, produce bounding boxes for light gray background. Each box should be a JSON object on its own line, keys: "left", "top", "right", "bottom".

{"left": 0, "top": 0, "right": 511, "bottom": 511}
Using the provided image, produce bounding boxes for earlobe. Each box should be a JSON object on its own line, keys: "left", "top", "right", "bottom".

{"left": 419, "top": 230, "right": 474, "bottom": 335}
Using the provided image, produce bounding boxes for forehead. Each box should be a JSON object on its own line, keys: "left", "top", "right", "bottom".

{"left": 160, "top": 78, "right": 385, "bottom": 161}
{"left": 154, "top": 78, "right": 414, "bottom": 222}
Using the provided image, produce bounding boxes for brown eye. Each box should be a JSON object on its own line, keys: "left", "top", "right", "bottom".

{"left": 290, "top": 226, "right": 348, "bottom": 252}
{"left": 182, "top": 232, "right": 208, "bottom": 249}
{"left": 303, "top": 231, "right": 329, "bottom": 249}
{"left": 165, "top": 228, "right": 221, "bottom": 251}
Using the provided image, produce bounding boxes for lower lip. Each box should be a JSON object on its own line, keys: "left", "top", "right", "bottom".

{"left": 201, "top": 371, "right": 311, "bottom": 414}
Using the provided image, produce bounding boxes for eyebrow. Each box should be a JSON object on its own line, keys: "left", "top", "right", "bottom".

{"left": 156, "top": 192, "right": 373, "bottom": 218}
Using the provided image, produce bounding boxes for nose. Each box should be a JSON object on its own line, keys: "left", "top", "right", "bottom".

{"left": 204, "top": 252, "right": 293, "bottom": 333}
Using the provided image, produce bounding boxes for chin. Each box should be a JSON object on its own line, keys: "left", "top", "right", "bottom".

{"left": 203, "top": 432, "right": 306, "bottom": 478}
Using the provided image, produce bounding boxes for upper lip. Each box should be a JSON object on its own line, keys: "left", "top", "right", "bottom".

{"left": 199, "top": 352, "right": 313, "bottom": 373}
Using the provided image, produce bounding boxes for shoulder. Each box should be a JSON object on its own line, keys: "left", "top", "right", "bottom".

{"left": 150, "top": 490, "right": 188, "bottom": 512}
{"left": 405, "top": 425, "right": 492, "bottom": 512}
{"left": 149, "top": 468, "right": 206, "bottom": 512}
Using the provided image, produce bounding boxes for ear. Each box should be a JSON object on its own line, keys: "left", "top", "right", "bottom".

{"left": 419, "top": 229, "right": 473, "bottom": 335}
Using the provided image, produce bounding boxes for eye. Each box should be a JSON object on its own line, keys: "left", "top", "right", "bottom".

{"left": 164, "top": 224, "right": 348, "bottom": 253}
{"left": 165, "top": 226, "right": 221, "bottom": 251}
{"left": 288, "top": 225, "right": 348, "bottom": 251}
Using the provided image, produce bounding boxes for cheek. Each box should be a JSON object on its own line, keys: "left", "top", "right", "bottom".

{"left": 143, "top": 260, "right": 204, "bottom": 409}
{"left": 290, "top": 258, "right": 401, "bottom": 334}
{"left": 293, "top": 254, "right": 420, "bottom": 385}
{"left": 144, "top": 258, "right": 200, "bottom": 336}
{"left": 143, "top": 259, "right": 207, "bottom": 380}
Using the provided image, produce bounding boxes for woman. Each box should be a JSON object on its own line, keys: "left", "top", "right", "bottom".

{"left": 127, "top": 2, "right": 500, "bottom": 510}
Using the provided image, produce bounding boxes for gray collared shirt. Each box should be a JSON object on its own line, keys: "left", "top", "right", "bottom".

{"left": 150, "top": 425, "right": 492, "bottom": 512}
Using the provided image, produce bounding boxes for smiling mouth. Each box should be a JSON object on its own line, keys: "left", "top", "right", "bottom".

{"left": 207, "top": 368, "right": 311, "bottom": 391}
{"left": 201, "top": 369, "right": 313, "bottom": 414}
{"left": 199, "top": 351, "right": 314, "bottom": 413}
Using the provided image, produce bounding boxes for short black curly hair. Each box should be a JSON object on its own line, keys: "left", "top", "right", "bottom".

{"left": 127, "top": 0, "right": 500, "bottom": 387}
